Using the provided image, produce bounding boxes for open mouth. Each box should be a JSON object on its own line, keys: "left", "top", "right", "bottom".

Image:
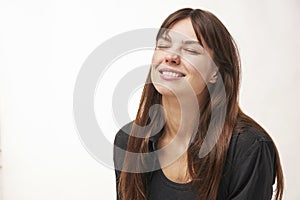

{"left": 159, "top": 69, "right": 186, "bottom": 78}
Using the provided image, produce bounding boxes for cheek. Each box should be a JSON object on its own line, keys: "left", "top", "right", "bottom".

{"left": 186, "top": 58, "right": 214, "bottom": 94}
{"left": 151, "top": 51, "right": 158, "bottom": 63}
{"left": 189, "top": 57, "right": 214, "bottom": 81}
{"left": 189, "top": 70, "right": 206, "bottom": 94}
{"left": 151, "top": 50, "right": 165, "bottom": 65}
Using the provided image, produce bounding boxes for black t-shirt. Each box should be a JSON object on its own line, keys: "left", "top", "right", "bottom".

{"left": 113, "top": 121, "right": 277, "bottom": 200}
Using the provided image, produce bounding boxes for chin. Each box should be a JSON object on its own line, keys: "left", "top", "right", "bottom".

{"left": 155, "top": 85, "right": 175, "bottom": 96}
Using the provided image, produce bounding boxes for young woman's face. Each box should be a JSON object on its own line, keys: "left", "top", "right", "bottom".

{"left": 151, "top": 18, "right": 217, "bottom": 98}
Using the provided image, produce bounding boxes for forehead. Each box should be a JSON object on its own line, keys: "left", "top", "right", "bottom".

{"left": 160, "top": 18, "right": 213, "bottom": 56}
{"left": 167, "top": 18, "right": 198, "bottom": 41}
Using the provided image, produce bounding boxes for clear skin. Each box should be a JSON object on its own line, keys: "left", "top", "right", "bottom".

{"left": 150, "top": 18, "right": 218, "bottom": 183}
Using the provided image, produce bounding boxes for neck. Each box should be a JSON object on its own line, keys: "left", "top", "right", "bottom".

{"left": 162, "top": 96, "right": 181, "bottom": 138}
{"left": 161, "top": 94, "right": 200, "bottom": 141}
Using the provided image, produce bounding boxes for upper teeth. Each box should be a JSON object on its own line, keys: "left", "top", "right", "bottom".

{"left": 162, "top": 71, "right": 181, "bottom": 77}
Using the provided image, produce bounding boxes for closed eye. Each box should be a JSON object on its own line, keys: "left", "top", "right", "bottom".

{"left": 157, "top": 45, "right": 171, "bottom": 49}
{"left": 184, "top": 48, "right": 201, "bottom": 54}
{"left": 156, "top": 37, "right": 171, "bottom": 49}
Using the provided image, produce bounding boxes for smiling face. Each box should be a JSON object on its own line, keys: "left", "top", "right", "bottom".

{"left": 151, "top": 18, "right": 218, "bottom": 99}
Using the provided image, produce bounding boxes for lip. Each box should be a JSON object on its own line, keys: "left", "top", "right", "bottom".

{"left": 158, "top": 68, "right": 186, "bottom": 77}
{"left": 158, "top": 67, "right": 186, "bottom": 81}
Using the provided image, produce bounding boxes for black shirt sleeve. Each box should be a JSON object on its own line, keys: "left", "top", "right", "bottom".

{"left": 225, "top": 129, "right": 277, "bottom": 200}
{"left": 113, "top": 122, "right": 132, "bottom": 200}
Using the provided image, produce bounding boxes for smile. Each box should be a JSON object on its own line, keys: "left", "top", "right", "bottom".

{"left": 161, "top": 71, "right": 182, "bottom": 77}
{"left": 158, "top": 68, "right": 186, "bottom": 81}
{"left": 159, "top": 69, "right": 186, "bottom": 77}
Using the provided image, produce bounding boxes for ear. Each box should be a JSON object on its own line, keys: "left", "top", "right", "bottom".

{"left": 208, "top": 70, "right": 218, "bottom": 84}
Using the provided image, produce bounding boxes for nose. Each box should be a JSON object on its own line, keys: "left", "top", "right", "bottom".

{"left": 165, "top": 53, "right": 180, "bottom": 66}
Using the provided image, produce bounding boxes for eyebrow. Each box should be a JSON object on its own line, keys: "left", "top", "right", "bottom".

{"left": 182, "top": 40, "right": 202, "bottom": 45}
{"left": 159, "top": 34, "right": 172, "bottom": 42}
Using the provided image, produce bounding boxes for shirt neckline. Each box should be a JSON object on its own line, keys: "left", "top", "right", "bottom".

{"left": 148, "top": 126, "right": 193, "bottom": 189}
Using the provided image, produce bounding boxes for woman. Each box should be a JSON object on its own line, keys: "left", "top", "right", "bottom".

{"left": 113, "top": 8, "right": 284, "bottom": 200}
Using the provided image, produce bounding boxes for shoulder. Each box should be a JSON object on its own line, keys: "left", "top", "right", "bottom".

{"left": 114, "top": 121, "right": 134, "bottom": 150}
{"left": 220, "top": 127, "right": 277, "bottom": 198}
{"left": 228, "top": 126, "right": 276, "bottom": 165}
{"left": 231, "top": 126, "right": 274, "bottom": 149}
{"left": 113, "top": 121, "right": 134, "bottom": 173}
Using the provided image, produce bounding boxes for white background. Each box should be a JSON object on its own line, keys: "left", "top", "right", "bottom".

{"left": 1, "top": 0, "right": 299, "bottom": 199}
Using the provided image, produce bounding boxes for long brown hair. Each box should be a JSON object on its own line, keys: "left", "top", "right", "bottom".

{"left": 118, "top": 8, "right": 284, "bottom": 200}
